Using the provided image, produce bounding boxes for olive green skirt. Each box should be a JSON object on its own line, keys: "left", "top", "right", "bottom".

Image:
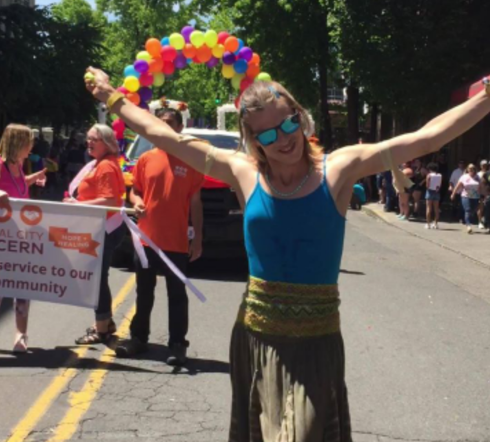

{"left": 228, "top": 277, "right": 352, "bottom": 442}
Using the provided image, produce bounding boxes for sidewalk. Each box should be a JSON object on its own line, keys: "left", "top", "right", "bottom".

{"left": 361, "top": 203, "right": 490, "bottom": 269}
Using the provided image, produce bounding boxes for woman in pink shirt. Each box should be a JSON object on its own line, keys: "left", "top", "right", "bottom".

{"left": 0, "top": 124, "right": 46, "bottom": 352}
{"left": 451, "top": 163, "right": 482, "bottom": 233}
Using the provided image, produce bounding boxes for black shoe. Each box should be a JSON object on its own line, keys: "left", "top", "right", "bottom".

{"left": 115, "top": 337, "right": 148, "bottom": 358}
{"left": 166, "top": 343, "right": 187, "bottom": 366}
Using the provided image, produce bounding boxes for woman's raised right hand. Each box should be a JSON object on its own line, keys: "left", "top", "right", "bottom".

{"left": 84, "top": 67, "right": 116, "bottom": 103}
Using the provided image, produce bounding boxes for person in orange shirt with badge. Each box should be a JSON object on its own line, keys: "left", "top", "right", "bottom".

{"left": 116, "top": 108, "right": 203, "bottom": 365}
{"left": 65, "top": 124, "right": 126, "bottom": 345}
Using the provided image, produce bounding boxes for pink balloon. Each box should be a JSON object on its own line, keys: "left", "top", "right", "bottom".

{"left": 240, "top": 77, "right": 253, "bottom": 92}
{"left": 139, "top": 73, "right": 154, "bottom": 87}
{"left": 116, "top": 87, "right": 129, "bottom": 95}
{"left": 161, "top": 45, "right": 178, "bottom": 62}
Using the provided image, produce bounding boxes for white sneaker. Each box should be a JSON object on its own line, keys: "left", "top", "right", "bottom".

{"left": 425, "top": 223, "right": 430, "bottom": 229}
{"left": 433, "top": 223, "right": 439, "bottom": 230}
{"left": 467, "top": 226, "right": 473, "bottom": 234}
{"left": 13, "top": 334, "right": 28, "bottom": 354}
{"left": 478, "top": 223, "right": 485, "bottom": 229}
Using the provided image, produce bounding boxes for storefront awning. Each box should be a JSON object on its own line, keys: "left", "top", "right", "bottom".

{"left": 451, "top": 75, "right": 489, "bottom": 104}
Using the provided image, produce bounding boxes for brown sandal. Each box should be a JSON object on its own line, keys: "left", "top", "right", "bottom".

{"left": 85, "top": 319, "right": 116, "bottom": 336}
{"left": 75, "top": 330, "right": 112, "bottom": 345}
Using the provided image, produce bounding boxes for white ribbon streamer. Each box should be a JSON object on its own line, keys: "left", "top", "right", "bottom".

{"left": 121, "top": 211, "right": 206, "bottom": 303}
{"left": 68, "top": 160, "right": 96, "bottom": 197}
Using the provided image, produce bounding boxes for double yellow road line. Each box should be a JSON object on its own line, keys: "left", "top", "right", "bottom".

{"left": 5, "top": 276, "right": 136, "bottom": 442}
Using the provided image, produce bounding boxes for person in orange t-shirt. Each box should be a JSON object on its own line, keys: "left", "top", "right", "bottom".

{"left": 63, "top": 124, "right": 126, "bottom": 345}
{"left": 116, "top": 109, "right": 203, "bottom": 366}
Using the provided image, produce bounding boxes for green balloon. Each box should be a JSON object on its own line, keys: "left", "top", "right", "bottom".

{"left": 190, "top": 31, "right": 205, "bottom": 48}
{"left": 231, "top": 74, "right": 245, "bottom": 90}
{"left": 169, "top": 33, "right": 185, "bottom": 50}
{"left": 84, "top": 72, "right": 95, "bottom": 81}
{"left": 256, "top": 72, "right": 272, "bottom": 82}
{"left": 136, "top": 51, "right": 151, "bottom": 62}
{"left": 153, "top": 73, "right": 165, "bottom": 87}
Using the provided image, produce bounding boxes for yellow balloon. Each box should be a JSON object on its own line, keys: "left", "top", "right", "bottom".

{"left": 222, "top": 64, "right": 235, "bottom": 79}
{"left": 124, "top": 76, "right": 140, "bottom": 92}
{"left": 84, "top": 72, "right": 95, "bottom": 81}
{"left": 212, "top": 44, "right": 225, "bottom": 59}
{"left": 153, "top": 73, "right": 165, "bottom": 87}
{"left": 136, "top": 51, "right": 151, "bottom": 62}
{"left": 204, "top": 30, "right": 218, "bottom": 48}
{"left": 169, "top": 33, "right": 185, "bottom": 50}
{"left": 231, "top": 74, "right": 245, "bottom": 90}
{"left": 190, "top": 30, "right": 205, "bottom": 48}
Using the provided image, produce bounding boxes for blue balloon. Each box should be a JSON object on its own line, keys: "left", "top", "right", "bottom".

{"left": 187, "top": 58, "right": 193, "bottom": 64}
{"left": 233, "top": 59, "right": 248, "bottom": 74}
{"left": 161, "top": 36, "right": 170, "bottom": 46}
{"left": 234, "top": 38, "right": 244, "bottom": 54}
{"left": 124, "top": 65, "right": 140, "bottom": 78}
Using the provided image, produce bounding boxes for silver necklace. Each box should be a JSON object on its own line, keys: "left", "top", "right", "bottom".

{"left": 265, "top": 163, "right": 314, "bottom": 198}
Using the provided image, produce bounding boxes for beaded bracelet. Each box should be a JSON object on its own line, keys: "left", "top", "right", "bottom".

{"left": 106, "top": 91, "right": 125, "bottom": 113}
{"left": 483, "top": 77, "right": 490, "bottom": 96}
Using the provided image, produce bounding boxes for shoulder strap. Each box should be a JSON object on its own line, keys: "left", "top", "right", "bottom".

{"left": 323, "top": 154, "right": 327, "bottom": 182}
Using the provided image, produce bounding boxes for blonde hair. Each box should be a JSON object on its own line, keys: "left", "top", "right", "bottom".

{"left": 467, "top": 163, "right": 477, "bottom": 173}
{"left": 0, "top": 124, "right": 34, "bottom": 164}
{"left": 90, "top": 124, "right": 119, "bottom": 155}
{"left": 238, "top": 81, "right": 321, "bottom": 174}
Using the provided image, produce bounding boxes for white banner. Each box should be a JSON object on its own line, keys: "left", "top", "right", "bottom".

{"left": 0, "top": 199, "right": 106, "bottom": 309}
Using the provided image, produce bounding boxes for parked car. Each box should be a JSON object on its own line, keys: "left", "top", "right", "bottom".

{"left": 117, "top": 129, "right": 245, "bottom": 263}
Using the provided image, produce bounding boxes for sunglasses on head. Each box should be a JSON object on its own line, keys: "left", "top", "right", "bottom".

{"left": 255, "top": 113, "right": 301, "bottom": 147}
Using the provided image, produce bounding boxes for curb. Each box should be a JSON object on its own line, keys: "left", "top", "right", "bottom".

{"left": 361, "top": 206, "right": 490, "bottom": 270}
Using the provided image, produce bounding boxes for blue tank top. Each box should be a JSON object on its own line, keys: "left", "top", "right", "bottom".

{"left": 244, "top": 155, "right": 346, "bottom": 285}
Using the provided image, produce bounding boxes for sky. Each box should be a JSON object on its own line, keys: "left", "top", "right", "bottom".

{"left": 36, "top": 0, "right": 97, "bottom": 7}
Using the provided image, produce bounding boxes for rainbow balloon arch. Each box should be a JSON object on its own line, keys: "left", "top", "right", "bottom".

{"left": 111, "top": 26, "right": 272, "bottom": 140}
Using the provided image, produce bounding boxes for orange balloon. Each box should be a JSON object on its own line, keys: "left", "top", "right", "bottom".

{"left": 246, "top": 63, "right": 260, "bottom": 79}
{"left": 126, "top": 92, "right": 141, "bottom": 105}
{"left": 251, "top": 53, "right": 261, "bottom": 65}
{"left": 148, "top": 58, "right": 164, "bottom": 73}
{"left": 224, "top": 36, "right": 239, "bottom": 53}
{"left": 182, "top": 43, "right": 197, "bottom": 59}
{"left": 145, "top": 38, "right": 162, "bottom": 58}
{"left": 196, "top": 45, "right": 212, "bottom": 63}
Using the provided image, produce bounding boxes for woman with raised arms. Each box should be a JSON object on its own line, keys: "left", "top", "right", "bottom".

{"left": 86, "top": 67, "right": 490, "bottom": 442}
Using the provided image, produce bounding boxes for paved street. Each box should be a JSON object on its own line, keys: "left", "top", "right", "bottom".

{"left": 1, "top": 210, "right": 489, "bottom": 442}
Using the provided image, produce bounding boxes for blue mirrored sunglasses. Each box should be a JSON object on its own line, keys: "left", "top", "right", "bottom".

{"left": 255, "top": 113, "right": 301, "bottom": 147}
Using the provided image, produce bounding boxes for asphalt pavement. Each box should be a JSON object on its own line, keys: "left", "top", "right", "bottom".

{"left": 1, "top": 210, "right": 489, "bottom": 442}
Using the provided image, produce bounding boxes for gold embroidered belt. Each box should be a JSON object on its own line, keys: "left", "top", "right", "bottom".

{"left": 237, "top": 276, "right": 341, "bottom": 338}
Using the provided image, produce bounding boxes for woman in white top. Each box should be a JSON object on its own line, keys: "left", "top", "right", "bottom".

{"left": 425, "top": 162, "right": 442, "bottom": 229}
{"left": 451, "top": 163, "right": 481, "bottom": 233}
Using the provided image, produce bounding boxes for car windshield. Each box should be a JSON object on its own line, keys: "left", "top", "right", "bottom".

{"left": 128, "top": 132, "right": 240, "bottom": 160}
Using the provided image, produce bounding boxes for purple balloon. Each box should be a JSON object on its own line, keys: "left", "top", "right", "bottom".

{"left": 238, "top": 47, "right": 253, "bottom": 62}
{"left": 222, "top": 52, "right": 236, "bottom": 65}
{"left": 181, "top": 25, "right": 194, "bottom": 43}
{"left": 134, "top": 59, "right": 149, "bottom": 73}
{"left": 174, "top": 53, "right": 187, "bottom": 69}
{"left": 139, "top": 101, "right": 150, "bottom": 111}
{"left": 206, "top": 57, "right": 219, "bottom": 68}
{"left": 138, "top": 87, "right": 152, "bottom": 102}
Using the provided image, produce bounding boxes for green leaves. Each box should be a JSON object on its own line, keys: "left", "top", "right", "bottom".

{"left": 0, "top": 2, "right": 104, "bottom": 131}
